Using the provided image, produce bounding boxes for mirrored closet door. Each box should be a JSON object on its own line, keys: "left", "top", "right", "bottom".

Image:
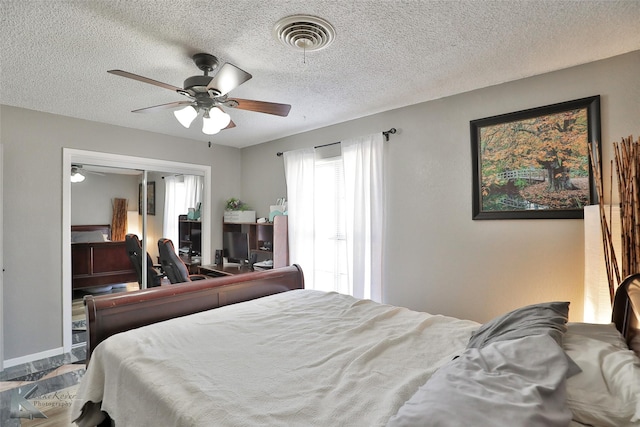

{"left": 63, "top": 148, "right": 211, "bottom": 353}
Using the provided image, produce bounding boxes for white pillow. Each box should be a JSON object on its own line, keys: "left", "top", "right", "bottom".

{"left": 71, "top": 230, "right": 108, "bottom": 243}
{"left": 566, "top": 322, "right": 628, "bottom": 350}
{"left": 563, "top": 325, "right": 640, "bottom": 427}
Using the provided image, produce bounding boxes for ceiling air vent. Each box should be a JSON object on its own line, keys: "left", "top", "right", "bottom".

{"left": 273, "top": 15, "right": 336, "bottom": 51}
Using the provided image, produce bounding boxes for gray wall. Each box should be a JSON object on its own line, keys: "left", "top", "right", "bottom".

{"left": 241, "top": 51, "right": 640, "bottom": 323}
{"left": 1, "top": 107, "right": 241, "bottom": 360}
{"left": 71, "top": 172, "right": 139, "bottom": 226}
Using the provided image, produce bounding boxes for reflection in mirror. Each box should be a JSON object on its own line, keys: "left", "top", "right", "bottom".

{"left": 70, "top": 165, "right": 143, "bottom": 345}
{"left": 64, "top": 148, "right": 212, "bottom": 354}
{"left": 70, "top": 165, "right": 205, "bottom": 349}
{"left": 162, "top": 174, "right": 204, "bottom": 274}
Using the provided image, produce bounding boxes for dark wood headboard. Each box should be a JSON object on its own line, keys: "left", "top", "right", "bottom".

{"left": 72, "top": 224, "right": 112, "bottom": 240}
{"left": 84, "top": 265, "right": 305, "bottom": 363}
{"left": 612, "top": 273, "right": 640, "bottom": 355}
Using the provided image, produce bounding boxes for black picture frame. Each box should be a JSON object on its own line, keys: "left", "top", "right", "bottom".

{"left": 470, "top": 95, "right": 601, "bottom": 220}
{"left": 138, "top": 181, "right": 156, "bottom": 216}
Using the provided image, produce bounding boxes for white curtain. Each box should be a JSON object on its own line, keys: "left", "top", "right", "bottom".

{"left": 163, "top": 175, "right": 204, "bottom": 247}
{"left": 283, "top": 148, "right": 316, "bottom": 289}
{"left": 184, "top": 175, "right": 203, "bottom": 209}
{"left": 284, "top": 133, "right": 384, "bottom": 301}
{"left": 342, "top": 133, "right": 384, "bottom": 302}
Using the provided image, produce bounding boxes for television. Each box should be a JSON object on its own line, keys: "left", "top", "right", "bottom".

{"left": 223, "top": 231, "right": 250, "bottom": 265}
{"left": 191, "top": 227, "right": 201, "bottom": 256}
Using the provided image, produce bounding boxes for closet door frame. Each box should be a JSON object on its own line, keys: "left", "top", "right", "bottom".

{"left": 62, "top": 148, "right": 211, "bottom": 353}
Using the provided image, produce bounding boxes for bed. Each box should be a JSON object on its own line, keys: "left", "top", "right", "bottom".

{"left": 72, "top": 266, "right": 640, "bottom": 427}
{"left": 71, "top": 225, "right": 137, "bottom": 290}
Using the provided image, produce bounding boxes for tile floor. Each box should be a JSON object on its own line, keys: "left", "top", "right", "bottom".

{"left": 0, "top": 348, "right": 86, "bottom": 426}
{"left": 0, "top": 282, "right": 140, "bottom": 426}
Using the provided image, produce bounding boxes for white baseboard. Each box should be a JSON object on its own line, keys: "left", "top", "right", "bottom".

{"left": 3, "top": 347, "right": 64, "bottom": 369}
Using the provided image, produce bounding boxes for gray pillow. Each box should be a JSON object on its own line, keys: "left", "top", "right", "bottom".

{"left": 467, "top": 301, "right": 569, "bottom": 348}
{"left": 387, "top": 334, "right": 572, "bottom": 427}
{"left": 467, "top": 301, "right": 581, "bottom": 378}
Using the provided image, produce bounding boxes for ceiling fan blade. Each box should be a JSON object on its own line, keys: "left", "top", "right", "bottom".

{"left": 206, "top": 63, "right": 252, "bottom": 96}
{"left": 108, "top": 70, "right": 182, "bottom": 92}
{"left": 131, "top": 101, "right": 193, "bottom": 113}
{"left": 227, "top": 98, "right": 291, "bottom": 117}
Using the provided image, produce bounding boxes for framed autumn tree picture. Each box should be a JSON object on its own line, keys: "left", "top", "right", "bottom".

{"left": 471, "top": 96, "right": 601, "bottom": 219}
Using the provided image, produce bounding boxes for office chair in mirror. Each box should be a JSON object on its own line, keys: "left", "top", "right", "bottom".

{"left": 125, "top": 234, "right": 163, "bottom": 288}
{"left": 158, "top": 238, "right": 208, "bottom": 284}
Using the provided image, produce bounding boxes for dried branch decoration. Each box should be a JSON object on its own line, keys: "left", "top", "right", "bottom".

{"left": 590, "top": 135, "right": 640, "bottom": 303}
{"left": 112, "top": 198, "right": 128, "bottom": 241}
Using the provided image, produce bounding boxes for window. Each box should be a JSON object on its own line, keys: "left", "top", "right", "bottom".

{"left": 313, "top": 157, "right": 348, "bottom": 294}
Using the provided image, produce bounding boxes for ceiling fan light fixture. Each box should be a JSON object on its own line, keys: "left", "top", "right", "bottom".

{"left": 211, "top": 107, "right": 231, "bottom": 128}
{"left": 202, "top": 122, "right": 220, "bottom": 135}
{"left": 202, "top": 108, "right": 230, "bottom": 135}
{"left": 70, "top": 166, "right": 85, "bottom": 183}
{"left": 174, "top": 105, "right": 198, "bottom": 128}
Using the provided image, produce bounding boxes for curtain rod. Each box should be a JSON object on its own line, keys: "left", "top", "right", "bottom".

{"left": 276, "top": 128, "right": 396, "bottom": 157}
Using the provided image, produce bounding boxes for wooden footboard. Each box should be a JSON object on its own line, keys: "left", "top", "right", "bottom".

{"left": 72, "top": 241, "right": 136, "bottom": 290}
{"left": 71, "top": 224, "right": 136, "bottom": 290}
{"left": 84, "top": 265, "right": 305, "bottom": 363}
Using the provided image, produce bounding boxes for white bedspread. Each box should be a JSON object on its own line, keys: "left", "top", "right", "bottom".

{"left": 72, "top": 289, "right": 479, "bottom": 426}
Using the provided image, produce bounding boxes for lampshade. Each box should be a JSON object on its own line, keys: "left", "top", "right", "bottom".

{"left": 127, "top": 210, "right": 141, "bottom": 236}
{"left": 173, "top": 105, "right": 198, "bottom": 128}
{"left": 584, "top": 205, "right": 621, "bottom": 323}
{"left": 70, "top": 167, "right": 85, "bottom": 183}
{"left": 202, "top": 107, "right": 231, "bottom": 135}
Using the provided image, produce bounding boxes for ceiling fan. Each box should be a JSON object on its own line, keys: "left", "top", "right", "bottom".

{"left": 108, "top": 53, "right": 292, "bottom": 135}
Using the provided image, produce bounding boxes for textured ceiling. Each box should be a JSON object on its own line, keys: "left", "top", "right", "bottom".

{"left": 1, "top": 1, "right": 639, "bottom": 148}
